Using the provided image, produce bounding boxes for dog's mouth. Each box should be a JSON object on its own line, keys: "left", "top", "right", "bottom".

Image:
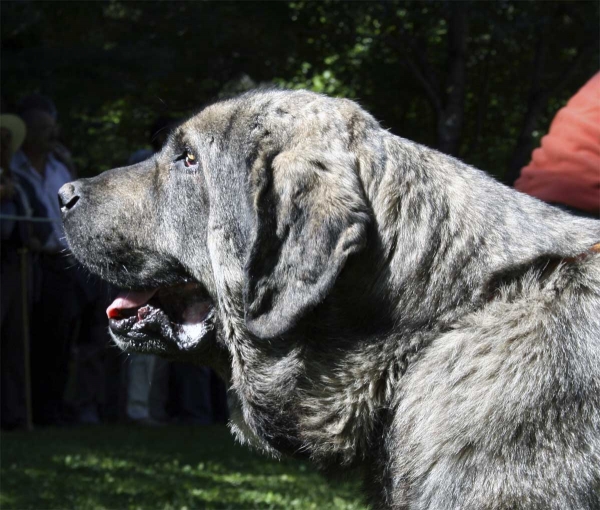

{"left": 107, "top": 283, "right": 215, "bottom": 352}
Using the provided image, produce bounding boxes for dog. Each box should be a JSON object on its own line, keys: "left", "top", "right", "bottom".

{"left": 60, "top": 89, "right": 600, "bottom": 509}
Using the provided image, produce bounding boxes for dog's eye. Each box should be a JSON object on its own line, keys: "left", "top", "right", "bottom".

{"left": 184, "top": 151, "right": 197, "bottom": 168}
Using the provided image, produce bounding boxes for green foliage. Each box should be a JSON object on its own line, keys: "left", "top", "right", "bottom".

{"left": 277, "top": 1, "right": 598, "bottom": 178}
{"left": 0, "top": 425, "right": 366, "bottom": 510}
{"left": 1, "top": 1, "right": 597, "bottom": 179}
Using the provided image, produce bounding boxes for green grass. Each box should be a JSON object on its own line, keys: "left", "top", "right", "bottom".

{"left": 0, "top": 424, "right": 367, "bottom": 510}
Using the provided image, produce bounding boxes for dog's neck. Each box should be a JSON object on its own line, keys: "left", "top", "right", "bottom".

{"left": 357, "top": 132, "right": 600, "bottom": 330}
{"left": 225, "top": 131, "right": 600, "bottom": 468}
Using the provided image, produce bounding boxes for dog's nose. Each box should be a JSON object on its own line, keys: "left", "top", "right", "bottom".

{"left": 58, "top": 182, "right": 81, "bottom": 212}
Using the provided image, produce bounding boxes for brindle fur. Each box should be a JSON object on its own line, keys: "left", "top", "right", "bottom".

{"left": 61, "top": 90, "right": 600, "bottom": 509}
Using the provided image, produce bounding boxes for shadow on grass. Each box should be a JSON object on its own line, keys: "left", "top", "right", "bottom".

{"left": 1, "top": 424, "right": 367, "bottom": 510}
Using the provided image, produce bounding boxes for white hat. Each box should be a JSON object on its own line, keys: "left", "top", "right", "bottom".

{"left": 0, "top": 114, "right": 27, "bottom": 155}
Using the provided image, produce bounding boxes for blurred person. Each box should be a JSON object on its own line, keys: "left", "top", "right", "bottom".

{"left": 1, "top": 113, "right": 52, "bottom": 430}
{"left": 11, "top": 108, "right": 82, "bottom": 426}
{"left": 17, "top": 94, "right": 76, "bottom": 177}
{"left": 515, "top": 72, "right": 600, "bottom": 218}
{"left": 14, "top": 98, "right": 117, "bottom": 425}
{"left": 1, "top": 113, "right": 53, "bottom": 252}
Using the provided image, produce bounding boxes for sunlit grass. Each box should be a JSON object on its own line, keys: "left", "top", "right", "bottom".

{"left": 1, "top": 425, "right": 367, "bottom": 509}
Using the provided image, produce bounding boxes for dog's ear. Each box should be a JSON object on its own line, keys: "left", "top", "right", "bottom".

{"left": 244, "top": 148, "right": 368, "bottom": 339}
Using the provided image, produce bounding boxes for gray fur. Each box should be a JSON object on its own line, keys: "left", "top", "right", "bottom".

{"left": 60, "top": 89, "right": 600, "bottom": 509}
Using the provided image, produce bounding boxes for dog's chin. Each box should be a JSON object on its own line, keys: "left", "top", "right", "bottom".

{"left": 107, "top": 283, "right": 216, "bottom": 355}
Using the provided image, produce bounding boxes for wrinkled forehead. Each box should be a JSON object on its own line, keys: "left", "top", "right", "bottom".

{"left": 178, "top": 100, "right": 249, "bottom": 139}
{"left": 177, "top": 91, "right": 323, "bottom": 132}
{"left": 169, "top": 91, "right": 352, "bottom": 152}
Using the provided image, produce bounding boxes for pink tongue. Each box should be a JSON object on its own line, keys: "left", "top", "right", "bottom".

{"left": 107, "top": 289, "right": 158, "bottom": 319}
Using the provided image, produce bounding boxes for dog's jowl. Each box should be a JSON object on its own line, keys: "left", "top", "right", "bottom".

{"left": 60, "top": 90, "right": 600, "bottom": 510}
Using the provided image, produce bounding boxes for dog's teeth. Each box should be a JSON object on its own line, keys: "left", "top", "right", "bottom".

{"left": 137, "top": 306, "right": 150, "bottom": 321}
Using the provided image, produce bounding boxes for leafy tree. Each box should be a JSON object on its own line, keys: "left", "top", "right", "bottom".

{"left": 279, "top": 1, "right": 598, "bottom": 181}
{"left": 2, "top": 0, "right": 597, "bottom": 181}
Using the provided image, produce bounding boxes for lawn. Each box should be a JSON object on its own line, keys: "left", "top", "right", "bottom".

{"left": 0, "top": 424, "right": 367, "bottom": 510}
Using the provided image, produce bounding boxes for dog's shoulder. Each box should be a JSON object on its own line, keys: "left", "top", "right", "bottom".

{"left": 388, "top": 254, "right": 600, "bottom": 509}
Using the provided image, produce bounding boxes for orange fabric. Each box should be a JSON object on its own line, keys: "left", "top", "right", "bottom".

{"left": 515, "top": 72, "right": 600, "bottom": 214}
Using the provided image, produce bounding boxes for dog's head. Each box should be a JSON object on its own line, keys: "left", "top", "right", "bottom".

{"left": 61, "top": 90, "right": 376, "bottom": 356}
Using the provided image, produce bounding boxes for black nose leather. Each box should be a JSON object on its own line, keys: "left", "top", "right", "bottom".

{"left": 58, "top": 182, "right": 80, "bottom": 212}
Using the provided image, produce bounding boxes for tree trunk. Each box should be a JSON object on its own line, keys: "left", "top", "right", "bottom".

{"left": 467, "top": 33, "right": 494, "bottom": 157}
{"left": 436, "top": 3, "right": 468, "bottom": 156}
{"left": 505, "top": 29, "right": 547, "bottom": 184}
{"left": 506, "top": 28, "right": 591, "bottom": 184}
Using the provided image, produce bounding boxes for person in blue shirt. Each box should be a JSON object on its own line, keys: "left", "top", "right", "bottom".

{"left": 0, "top": 113, "right": 52, "bottom": 429}
{"left": 10, "top": 107, "right": 82, "bottom": 426}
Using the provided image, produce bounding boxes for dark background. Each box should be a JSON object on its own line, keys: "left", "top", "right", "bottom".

{"left": 2, "top": 0, "right": 598, "bottom": 182}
